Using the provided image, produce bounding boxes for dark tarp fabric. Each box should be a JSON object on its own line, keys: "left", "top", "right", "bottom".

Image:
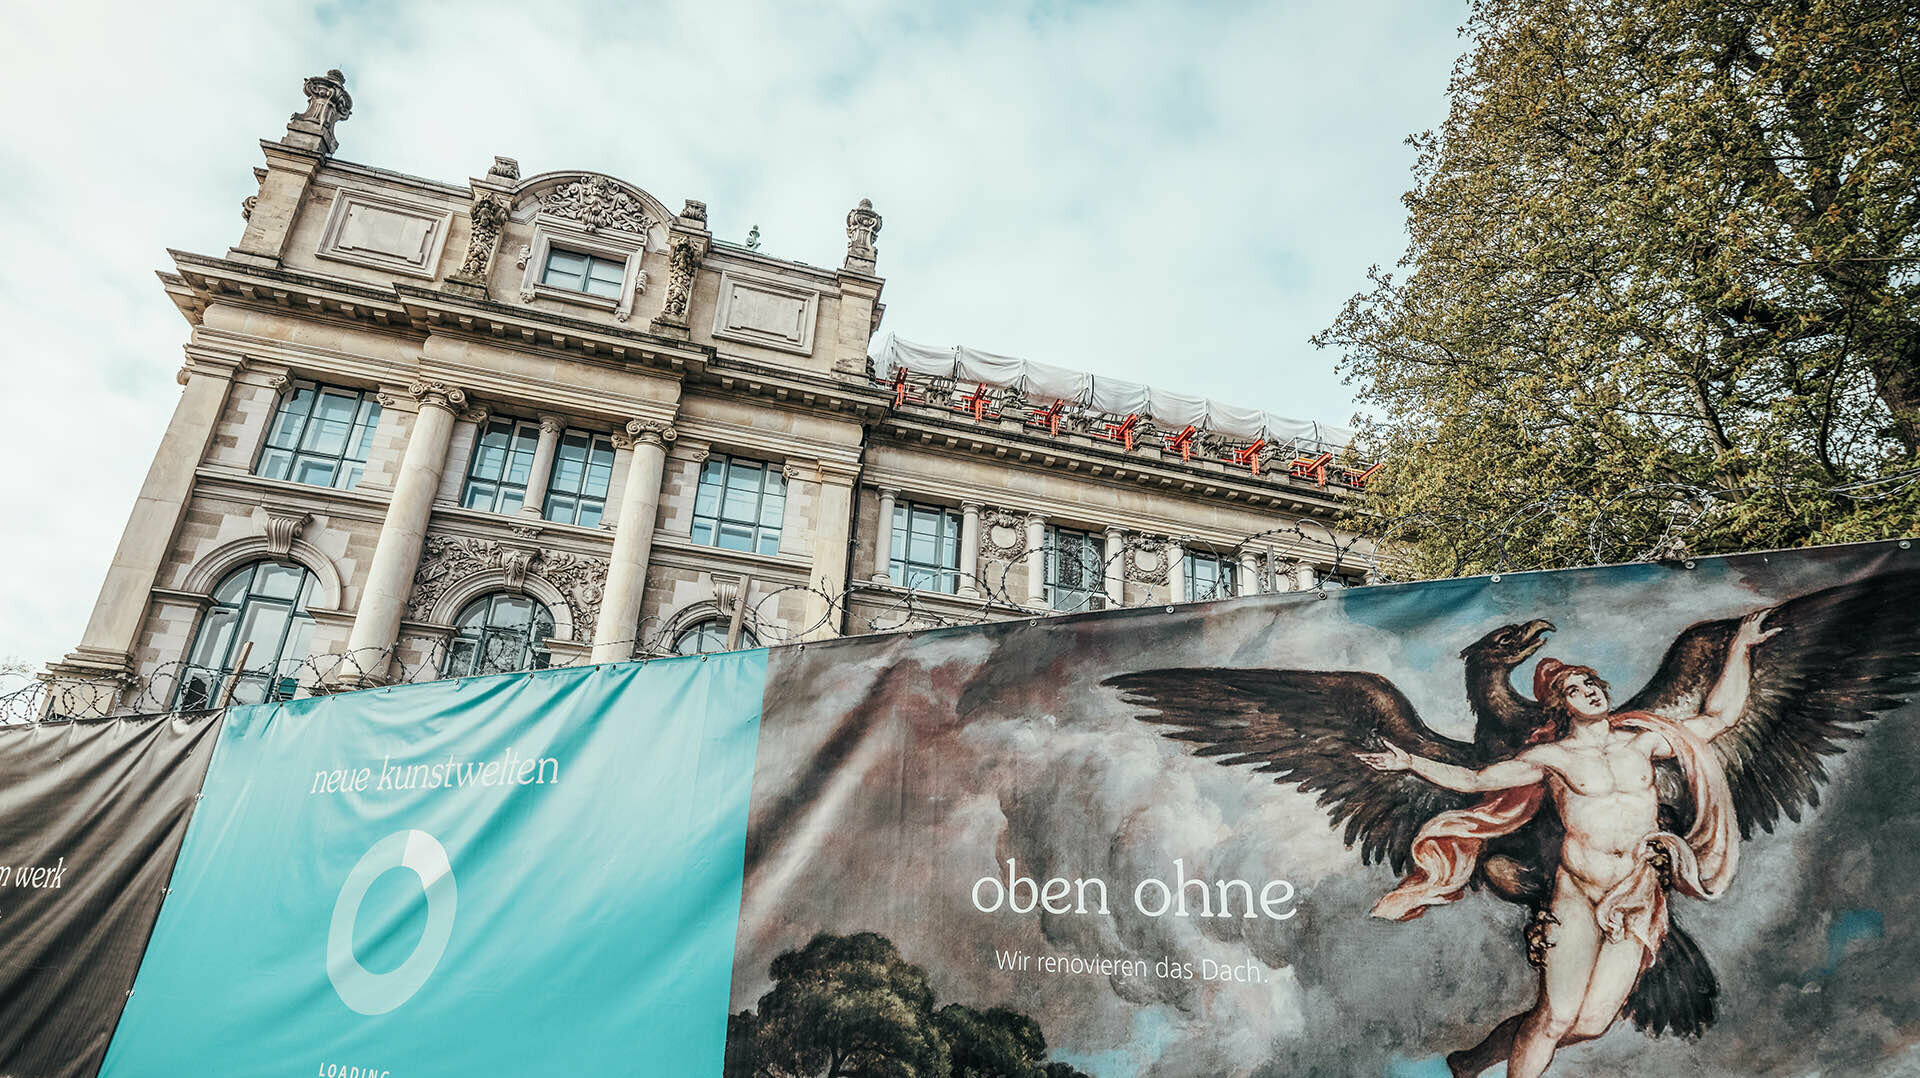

{"left": 0, "top": 714, "right": 221, "bottom": 1078}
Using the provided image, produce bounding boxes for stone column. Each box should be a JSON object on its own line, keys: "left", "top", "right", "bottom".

{"left": 803, "top": 461, "right": 860, "bottom": 641}
{"left": 1294, "top": 562, "right": 1320, "bottom": 590}
{"left": 1024, "top": 514, "right": 1048, "bottom": 606}
{"left": 958, "top": 501, "right": 982, "bottom": 598}
{"left": 54, "top": 360, "right": 238, "bottom": 680}
{"left": 593, "top": 420, "right": 675, "bottom": 663}
{"left": 872, "top": 487, "right": 899, "bottom": 582}
{"left": 342, "top": 380, "right": 466, "bottom": 681}
{"left": 1103, "top": 525, "right": 1127, "bottom": 608}
{"left": 515, "top": 414, "right": 565, "bottom": 519}
{"left": 1237, "top": 550, "right": 1262, "bottom": 597}
{"left": 1166, "top": 540, "right": 1186, "bottom": 603}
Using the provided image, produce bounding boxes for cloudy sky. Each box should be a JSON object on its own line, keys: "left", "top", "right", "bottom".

{"left": 0, "top": 0, "right": 1463, "bottom": 669}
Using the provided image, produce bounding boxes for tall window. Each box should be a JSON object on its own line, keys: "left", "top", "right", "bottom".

{"left": 177, "top": 561, "right": 317, "bottom": 709}
{"left": 447, "top": 594, "right": 554, "bottom": 678}
{"left": 890, "top": 503, "right": 962, "bottom": 593}
{"left": 1184, "top": 551, "right": 1237, "bottom": 602}
{"left": 1044, "top": 527, "right": 1106, "bottom": 613}
{"left": 543, "top": 430, "right": 616, "bottom": 527}
{"left": 256, "top": 381, "right": 381, "bottom": 490}
{"left": 462, "top": 417, "right": 541, "bottom": 514}
{"left": 691, "top": 455, "right": 786, "bottom": 555}
{"left": 671, "top": 619, "right": 760, "bottom": 655}
{"left": 541, "top": 248, "right": 624, "bottom": 299}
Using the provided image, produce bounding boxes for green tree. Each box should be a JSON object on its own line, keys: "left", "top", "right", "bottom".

{"left": 1316, "top": 0, "right": 1920, "bottom": 575}
{"left": 730, "top": 932, "right": 950, "bottom": 1078}
{"left": 935, "top": 1004, "right": 1048, "bottom": 1078}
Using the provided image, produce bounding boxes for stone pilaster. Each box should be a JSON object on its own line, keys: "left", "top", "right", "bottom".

{"left": 650, "top": 200, "right": 710, "bottom": 341}
{"left": 1102, "top": 525, "right": 1126, "bottom": 608}
{"left": 516, "top": 415, "right": 565, "bottom": 519}
{"left": 1025, "top": 514, "right": 1048, "bottom": 606}
{"left": 340, "top": 380, "right": 466, "bottom": 683}
{"left": 958, "top": 501, "right": 982, "bottom": 598}
{"left": 50, "top": 358, "right": 240, "bottom": 684}
{"left": 801, "top": 460, "right": 861, "bottom": 641}
{"left": 872, "top": 487, "right": 899, "bottom": 582}
{"left": 1237, "top": 550, "right": 1262, "bottom": 597}
{"left": 593, "top": 420, "right": 675, "bottom": 662}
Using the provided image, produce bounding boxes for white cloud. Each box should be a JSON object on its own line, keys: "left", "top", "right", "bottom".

{"left": 0, "top": 0, "right": 1462, "bottom": 665}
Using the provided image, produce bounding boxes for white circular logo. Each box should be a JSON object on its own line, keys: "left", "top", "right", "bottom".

{"left": 326, "top": 829, "right": 458, "bottom": 1015}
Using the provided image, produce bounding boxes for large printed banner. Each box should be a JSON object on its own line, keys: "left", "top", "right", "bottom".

{"left": 0, "top": 716, "right": 219, "bottom": 1078}
{"left": 3, "top": 541, "right": 1919, "bottom": 1078}
{"left": 100, "top": 654, "right": 764, "bottom": 1077}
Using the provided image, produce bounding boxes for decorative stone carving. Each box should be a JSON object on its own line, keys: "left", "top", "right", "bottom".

{"left": 680, "top": 199, "right": 709, "bottom": 227}
{"left": 262, "top": 509, "right": 310, "bottom": 558}
{"left": 284, "top": 69, "right": 352, "bottom": 156}
{"left": 1125, "top": 536, "right": 1173, "bottom": 585}
{"left": 508, "top": 522, "right": 544, "bottom": 540}
{"left": 540, "top": 176, "right": 653, "bottom": 235}
{"left": 981, "top": 509, "right": 1028, "bottom": 560}
{"left": 844, "top": 198, "right": 882, "bottom": 271}
{"left": 488, "top": 156, "right": 521, "bottom": 182}
{"left": 241, "top": 194, "right": 257, "bottom": 221}
{"left": 459, "top": 405, "right": 489, "bottom": 425}
{"left": 538, "top": 414, "right": 565, "bottom": 436}
{"left": 449, "top": 193, "right": 509, "bottom": 285}
{"left": 499, "top": 548, "right": 535, "bottom": 591}
{"left": 267, "top": 374, "right": 290, "bottom": 389}
{"left": 408, "top": 536, "right": 609, "bottom": 641}
{"left": 409, "top": 380, "right": 467, "bottom": 412}
{"left": 659, "top": 239, "right": 699, "bottom": 325}
{"left": 625, "top": 419, "right": 677, "bottom": 446}
{"left": 712, "top": 576, "right": 741, "bottom": 613}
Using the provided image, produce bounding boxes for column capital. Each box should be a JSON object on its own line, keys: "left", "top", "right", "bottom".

{"left": 1103, "top": 523, "right": 1127, "bottom": 538}
{"left": 537, "top": 413, "right": 566, "bottom": 435}
{"left": 409, "top": 380, "right": 468, "bottom": 412}
{"left": 1024, "top": 511, "right": 1048, "bottom": 528}
{"left": 960, "top": 500, "right": 983, "bottom": 513}
{"left": 875, "top": 484, "right": 902, "bottom": 499}
{"left": 623, "top": 419, "right": 677, "bottom": 447}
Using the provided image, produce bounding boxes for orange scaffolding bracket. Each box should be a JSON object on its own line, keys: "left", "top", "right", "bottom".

{"left": 1096, "top": 413, "right": 1140, "bottom": 452}
{"left": 1290, "top": 451, "right": 1334, "bottom": 486}
{"left": 1342, "top": 460, "right": 1384, "bottom": 488}
{"left": 1227, "top": 439, "right": 1268, "bottom": 475}
{"left": 1162, "top": 425, "right": 1198, "bottom": 462}
{"left": 952, "top": 383, "right": 998, "bottom": 422}
{"left": 1027, "top": 399, "right": 1066, "bottom": 436}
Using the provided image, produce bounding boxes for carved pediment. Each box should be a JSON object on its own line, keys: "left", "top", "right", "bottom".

{"left": 537, "top": 175, "right": 654, "bottom": 235}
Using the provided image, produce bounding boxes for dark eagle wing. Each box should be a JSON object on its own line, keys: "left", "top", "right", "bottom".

{"left": 1103, "top": 668, "right": 1482, "bottom": 875}
{"left": 1622, "top": 569, "right": 1920, "bottom": 839}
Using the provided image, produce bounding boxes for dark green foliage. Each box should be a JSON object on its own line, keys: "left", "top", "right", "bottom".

{"left": 1317, "top": 0, "right": 1920, "bottom": 575}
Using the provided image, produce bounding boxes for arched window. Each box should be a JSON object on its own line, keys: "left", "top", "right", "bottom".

{"left": 177, "top": 561, "right": 318, "bottom": 709}
{"left": 671, "top": 618, "right": 758, "bottom": 655}
{"left": 447, "top": 594, "right": 554, "bottom": 677}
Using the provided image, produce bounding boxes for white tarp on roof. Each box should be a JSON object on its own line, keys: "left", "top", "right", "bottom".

{"left": 871, "top": 334, "right": 1352, "bottom": 449}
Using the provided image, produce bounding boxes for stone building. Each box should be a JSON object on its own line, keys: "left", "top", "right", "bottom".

{"left": 41, "top": 70, "right": 1370, "bottom": 716}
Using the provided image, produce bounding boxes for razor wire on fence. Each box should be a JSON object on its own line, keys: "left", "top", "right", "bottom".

{"left": 6, "top": 468, "right": 1917, "bottom": 725}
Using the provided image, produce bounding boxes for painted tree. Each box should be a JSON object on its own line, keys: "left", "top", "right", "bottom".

{"left": 1316, "top": 0, "right": 1920, "bottom": 575}
{"left": 732, "top": 932, "right": 950, "bottom": 1078}
{"left": 935, "top": 1004, "right": 1048, "bottom": 1078}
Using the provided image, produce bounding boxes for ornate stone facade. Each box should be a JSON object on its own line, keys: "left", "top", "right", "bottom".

{"left": 41, "top": 69, "right": 1363, "bottom": 714}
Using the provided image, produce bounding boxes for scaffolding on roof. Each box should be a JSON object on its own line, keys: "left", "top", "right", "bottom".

{"left": 869, "top": 334, "right": 1377, "bottom": 487}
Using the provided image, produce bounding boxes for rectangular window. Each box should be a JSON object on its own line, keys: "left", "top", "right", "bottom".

{"left": 461, "top": 417, "right": 541, "bottom": 514}
{"left": 256, "top": 380, "right": 382, "bottom": 491}
{"left": 889, "top": 503, "right": 962, "bottom": 594}
{"left": 1183, "top": 551, "right": 1238, "bottom": 602}
{"left": 690, "top": 454, "right": 786, "bottom": 556}
{"left": 540, "top": 247, "right": 625, "bottom": 299}
{"left": 1044, "top": 526, "right": 1105, "bottom": 613}
{"left": 543, "top": 430, "right": 617, "bottom": 527}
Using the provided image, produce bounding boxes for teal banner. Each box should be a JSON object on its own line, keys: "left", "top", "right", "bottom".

{"left": 101, "top": 653, "right": 765, "bottom": 1077}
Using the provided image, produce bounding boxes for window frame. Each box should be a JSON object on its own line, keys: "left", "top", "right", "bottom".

{"left": 446, "top": 593, "right": 555, "bottom": 678}
{"left": 539, "top": 246, "right": 626, "bottom": 300}
{"left": 1183, "top": 550, "right": 1238, "bottom": 602}
{"left": 689, "top": 454, "right": 788, "bottom": 557}
{"left": 671, "top": 618, "right": 760, "bottom": 656}
{"left": 461, "top": 416, "right": 543, "bottom": 515}
{"left": 175, "top": 561, "right": 318, "bottom": 709}
{"left": 889, "top": 502, "right": 963, "bottom": 594}
{"left": 542, "top": 429, "right": 617, "bottom": 527}
{"left": 515, "top": 212, "right": 647, "bottom": 321}
{"left": 1043, "top": 526, "right": 1107, "bottom": 613}
{"left": 254, "top": 380, "right": 382, "bottom": 492}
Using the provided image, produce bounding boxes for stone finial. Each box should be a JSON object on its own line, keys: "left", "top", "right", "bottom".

{"left": 284, "top": 69, "right": 353, "bottom": 156}
{"left": 680, "top": 199, "right": 709, "bottom": 227}
{"left": 845, "top": 198, "right": 882, "bottom": 272}
{"left": 746, "top": 224, "right": 761, "bottom": 251}
{"left": 488, "top": 156, "right": 521, "bottom": 182}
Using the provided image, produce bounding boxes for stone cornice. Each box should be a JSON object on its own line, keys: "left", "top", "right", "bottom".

{"left": 190, "top": 470, "right": 394, "bottom": 524}
{"left": 393, "top": 284, "right": 712, "bottom": 372}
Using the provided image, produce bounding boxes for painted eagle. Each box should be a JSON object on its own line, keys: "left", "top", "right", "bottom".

{"left": 1103, "top": 570, "right": 1920, "bottom": 1039}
